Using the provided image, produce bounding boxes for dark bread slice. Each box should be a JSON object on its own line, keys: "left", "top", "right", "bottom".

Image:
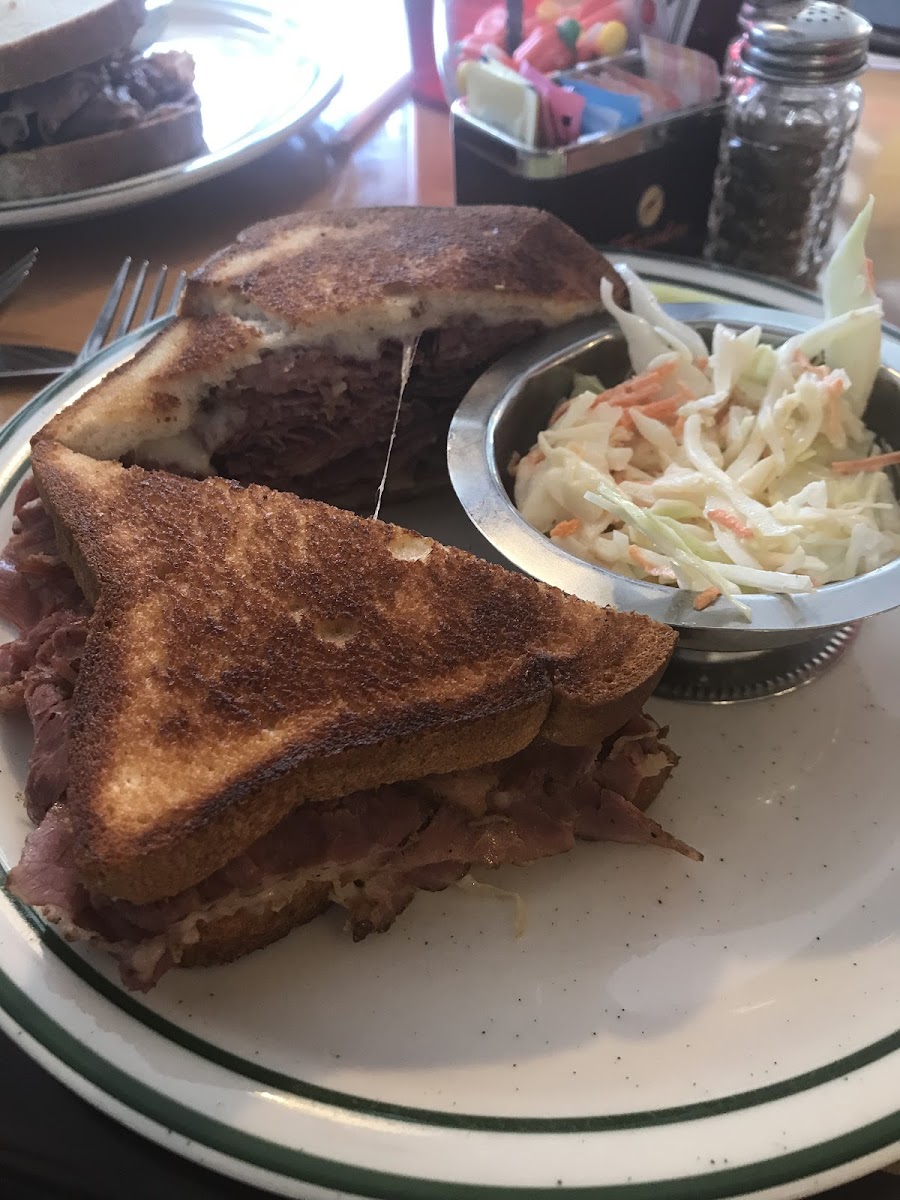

{"left": 31, "top": 441, "right": 677, "bottom": 906}
{"left": 0, "top": 103, "right": 205, "bottom": 201}
{"left": 0, "top": 0, "right": 146, "bottom": 92}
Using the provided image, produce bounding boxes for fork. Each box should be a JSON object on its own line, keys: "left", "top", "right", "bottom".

{"left": 0, "top": 248, "right": 38, "bottom": 308}
{"left": 73, "top": 258, "right": 186, "bottom": 368}
{"left": 0, "top": 259, "right": 186, "bottom": 381}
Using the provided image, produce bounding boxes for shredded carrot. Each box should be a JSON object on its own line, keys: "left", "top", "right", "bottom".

{"left": 628, "top": 544, "right": 675, "bottom": 578}
{"left": 617, "top": 407, "right": 656, "bottom": 432}
{"left": 550, "top": 518, "right": 581, "bottom": 538}
{"left": 615, "top": 383, "right": 697, "bottom": 431}
{"left": 635, "top": 394, "right": 683, "bottom": 422}
{"left": 832, "top": 449, "right": 900, "bottom": 474}
{"left": 674, "top": 415, "right": 687, "bottom": 440}
{"left": 695, "top": 355, "right": 708, "bottom": 370}
{"left": 865, "top": 257, "right": 876, "bottom": 292}
{"left": 550, "top": 399, "right": 571, "bottom": 424}
{"left": 594, "top": 379, "right": 657, "bottom": 409}
{"left": 793, "top": 350, "right": 829, "bottom": 379}
{"left": 608, "top": 384, "right": 661, "bottom": 408}
{"left": 593, "top": 360, "right": 678, "bottom": 411}
{"left": 642, "top": 383, "right": 696, "bottom": 419}
{"left": 708, "top": 508, "right": 754, "bottom": 539}
{"left": 693, "top": 586, "right": 721, "bottom": 611}
{"left": 523, "top": 448, "right": 545, "bottom": 467}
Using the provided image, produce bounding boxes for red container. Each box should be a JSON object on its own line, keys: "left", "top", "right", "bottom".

{"left": 405, "top": 0, "right": 449, "bottom": 108}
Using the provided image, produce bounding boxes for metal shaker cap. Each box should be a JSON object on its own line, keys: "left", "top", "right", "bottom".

{"left": 742, "top": 2, "right": 872, "bottom": 83}
{"left": 738, "top": 0, "right": 795, "bottom": 29}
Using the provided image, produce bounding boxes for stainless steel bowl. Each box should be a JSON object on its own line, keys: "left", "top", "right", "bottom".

{"left": 448, "top": 304, "right": 900, "bottom": 700}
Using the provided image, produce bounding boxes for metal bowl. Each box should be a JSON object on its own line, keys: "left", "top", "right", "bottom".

{"left": 448, "top": 304, "right": 900, "bottom": 701}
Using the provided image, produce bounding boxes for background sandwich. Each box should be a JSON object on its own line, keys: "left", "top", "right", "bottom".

{"left": 0, "top": 442, "right": 696, "bottom": 990}
{"left": 40, "top": 205, "right": 625, "bottom": 508}
{"left": 0, "top": 0, "right": 204, "bottom": 200}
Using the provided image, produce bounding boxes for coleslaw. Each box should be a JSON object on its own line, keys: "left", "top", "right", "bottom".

{"left": 512, "top": 199, "right": 900, "bottom": 618}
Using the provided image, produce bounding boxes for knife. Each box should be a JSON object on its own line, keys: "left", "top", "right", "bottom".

{"left": 0, "top": 344, "right": 76, "bottom": 380}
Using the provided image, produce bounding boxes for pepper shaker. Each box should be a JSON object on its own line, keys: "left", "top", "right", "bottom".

{"left": 705, "top": 2, "right": 872, "bottom": 289}
{"left": 723, "top": 1, "right": 796, "bottom": 83}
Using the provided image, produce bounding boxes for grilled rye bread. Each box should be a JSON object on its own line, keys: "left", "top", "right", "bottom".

{"left": 37, "top": 206, "right": 624, "bottom": 507}
{"left": 30, "top": 440, "right": 677, "bottom": 906}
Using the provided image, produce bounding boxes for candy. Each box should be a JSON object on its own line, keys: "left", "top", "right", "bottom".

{"left": 556, "top": 16, "right": 582, "bottom": 49}
{"left": 575, "top": 21, "right": 605, "bottom": 59}
{"left": 575, "top": 18, "right": 627, "bottom": 60}
{"left": 513, "top": 25, "right": 577, "bottom": 73}
{"left": 596, "top": 19, "right": 627, "bottom": 56}
{"left": 535, "top": 0, "right": 565, "bottom": 19}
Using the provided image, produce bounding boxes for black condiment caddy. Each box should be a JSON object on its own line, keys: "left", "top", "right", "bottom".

{"left": 453, "top": 52, "right": 724, "bottom": 258}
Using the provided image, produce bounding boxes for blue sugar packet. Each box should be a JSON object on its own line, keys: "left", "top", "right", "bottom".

{"left": 565, "top": 80, "right": 643, "bottom": 137}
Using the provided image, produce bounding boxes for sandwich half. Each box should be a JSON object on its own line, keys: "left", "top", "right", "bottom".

{"left": 0, "top": 0, "right": 204, "bottom": 200}
{"left": 39, "top": 206, "right": 624, "bottom": 507}
{"left": 0, "top": 442, "right": 696, "bottom": 990}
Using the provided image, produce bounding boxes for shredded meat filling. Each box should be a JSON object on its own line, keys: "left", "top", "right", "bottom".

{"left": 0, "top": 51, "right": 198, "bottom": 155}
{"left": 190, "top": 318, "right": 545, "bottom": 508}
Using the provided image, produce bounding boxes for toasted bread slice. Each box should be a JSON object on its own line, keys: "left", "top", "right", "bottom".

{"left": 0, "top": 103, "right": 205, "bottom": 201}
{"left": 184, "top": 206, "right": 625, "bottom": 342}
{"left": 0, "top": 0, "right": 145, "bottom": 92}
{"left": 39, "top": 311, "right": 267, "bottom": 464}
{"left": 31, "top": 441, "right": 676, "bottom": 906}
{"left": 37, "top": 206, "right": 620, "bottom": 470}
{"left": 179, "top": 880, "right": 332, "bottom": 970}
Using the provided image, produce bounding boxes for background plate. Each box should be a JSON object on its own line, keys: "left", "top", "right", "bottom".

{"left": 0, "top": 0, "right": 342, "bottom": 229}
{"left": 0, "top": 262, "right": 898, "bottom": 1200}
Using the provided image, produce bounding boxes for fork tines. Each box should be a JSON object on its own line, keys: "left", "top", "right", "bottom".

{"left": 76, "top": 259, "right": 187, "bottom": 367}
{"left": 0, "top": 248, "right": 38, "bottom": 306}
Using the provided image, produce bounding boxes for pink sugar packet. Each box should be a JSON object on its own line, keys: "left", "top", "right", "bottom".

{"left": 519, "top": 60, "right": 585, "bottom": 147}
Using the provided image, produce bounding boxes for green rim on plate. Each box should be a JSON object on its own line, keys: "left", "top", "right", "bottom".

{"left": 2, "top": 932, "right": 899, "bottom": 1200}
{"left": 0, "top": 272, "right": 898, "bottom": 1199}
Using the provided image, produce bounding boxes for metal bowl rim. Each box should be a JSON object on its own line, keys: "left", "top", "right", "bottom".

{"left": 447, "top": 302, "right": 900, "bottom": 635}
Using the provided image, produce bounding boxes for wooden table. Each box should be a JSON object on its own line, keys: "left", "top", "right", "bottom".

{"left": 0, "top": 55, "right": 898, "bottom": 1200}
{"left": 2, "top": 58, "right": 899, "bottom": 411}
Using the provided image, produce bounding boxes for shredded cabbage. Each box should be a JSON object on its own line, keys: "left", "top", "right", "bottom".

{"left": 821, "top": 196, "right": 882, "bottom": 414}
{"left": 513, "top": 202, "right": 900, "bottom": 615}
{"left": 456, "top": 874, "right": 527, "bottom": 937}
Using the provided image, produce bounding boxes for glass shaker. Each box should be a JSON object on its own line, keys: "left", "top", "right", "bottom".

{"left": 705, "top": 2, "right": 872, "bottom": 289}
{"left": 723, "top": 1, "right": 794, "bottom": 83}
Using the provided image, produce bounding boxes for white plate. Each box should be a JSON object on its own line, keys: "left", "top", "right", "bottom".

{"left": 0, "top": 260, "right": 899, "bottom": 1200}
{"left": 0, "top": 0, "right": 341, "bottom": 229}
